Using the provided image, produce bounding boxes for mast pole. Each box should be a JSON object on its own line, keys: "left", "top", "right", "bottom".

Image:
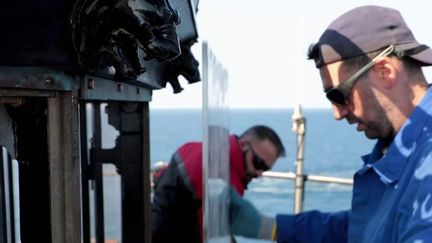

{"left": 292, "top": 104, "right": 306, "bottom": 213}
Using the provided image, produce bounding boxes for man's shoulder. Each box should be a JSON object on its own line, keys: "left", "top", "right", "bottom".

{"left": 177, "top": 141, "right": 203, "bottom": 154}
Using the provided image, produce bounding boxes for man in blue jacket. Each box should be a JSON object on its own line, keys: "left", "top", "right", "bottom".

{"left": 230, "top": 5, "right": 432, "bottom": 242}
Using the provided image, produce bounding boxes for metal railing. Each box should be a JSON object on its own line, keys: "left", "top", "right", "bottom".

{"left": 261, "top": 170, "right": 353, "bottom": 213}
{"left": 288, "top": 104, "right": 353, "bottom": 213}
{"left": 262, "top": 171, "right": 353, "bottom": 186}
{"left": 149, "top": 163, "right": 353, "bottom": 214}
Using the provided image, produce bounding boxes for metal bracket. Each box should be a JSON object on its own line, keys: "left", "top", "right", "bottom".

{"left": 81, "top": 75, "right": 152, "bottom": 102}
{"left": 0, "top": 66, "right": 75, "bottom": 91}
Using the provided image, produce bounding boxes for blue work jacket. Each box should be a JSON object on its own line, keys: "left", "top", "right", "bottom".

{"left": 277, "top": 87, "right": 432, "bottom": 242}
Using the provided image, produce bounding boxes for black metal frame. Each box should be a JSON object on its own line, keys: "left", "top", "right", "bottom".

{"left": 0, "top": 67, "right": 152, "bottom": 242}
{"left": 0, "top": 0, "right": 198, "bottom": 241}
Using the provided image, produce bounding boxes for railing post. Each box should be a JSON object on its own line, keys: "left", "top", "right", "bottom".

{"left": 292, "top": 104, "right": 306, "bottom": 214}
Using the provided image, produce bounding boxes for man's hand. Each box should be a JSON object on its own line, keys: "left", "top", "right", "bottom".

{"left": 229, "top": 187, "right": 275, "bottom": 239}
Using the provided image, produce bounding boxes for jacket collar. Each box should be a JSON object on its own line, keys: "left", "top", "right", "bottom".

{"left": 229, "top": 135, "right": 247, "bottom": 194}
{"left": 360, "top": 87, "right": 432, "bottom": 184}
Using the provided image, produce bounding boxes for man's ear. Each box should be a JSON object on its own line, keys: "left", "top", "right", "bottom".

{"left": 238, "top": 138, "right": 248, "bottom": 152}
{"left": 373, "top": 58, "right": 398, "bottom": 89}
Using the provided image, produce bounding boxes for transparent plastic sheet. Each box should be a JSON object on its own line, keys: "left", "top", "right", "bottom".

{"left": 202, "top": 41, "right": 230, "bottom": 243}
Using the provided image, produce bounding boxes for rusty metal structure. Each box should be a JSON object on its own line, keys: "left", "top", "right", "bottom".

{"left": 0, "top": 0, "right": 200, "bottom": 242}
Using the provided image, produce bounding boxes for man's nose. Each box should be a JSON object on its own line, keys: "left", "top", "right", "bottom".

{"left": 332, "top": 103, "right": 349, "bottom": 120}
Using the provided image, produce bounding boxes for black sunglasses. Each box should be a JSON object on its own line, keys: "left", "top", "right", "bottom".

{"left": 247, "top": 142, "right": 270, "bottom": 171}
{"left": 324, "top": 45, "right": 395, "bottom": 105}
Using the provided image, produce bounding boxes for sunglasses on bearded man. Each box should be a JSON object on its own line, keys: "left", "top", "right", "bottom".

{"left": 247, "top": 142, "right": 271, "bottom": 171}
{"left": 324, "top": 45, "right": 395, "bottom": 105}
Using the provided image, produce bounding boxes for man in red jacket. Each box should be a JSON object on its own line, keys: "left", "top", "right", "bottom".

{"left": 151, "top": 125, "right": 286, "bottom": 243}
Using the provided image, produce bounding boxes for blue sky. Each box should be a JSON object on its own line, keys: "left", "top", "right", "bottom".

{"left": 150, "top": 0, "right": 432, "bottom": 109}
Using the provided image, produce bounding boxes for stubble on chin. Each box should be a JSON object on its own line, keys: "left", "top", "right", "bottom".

{"left": 243, "top": 172, "right": 257, "bottom": 186}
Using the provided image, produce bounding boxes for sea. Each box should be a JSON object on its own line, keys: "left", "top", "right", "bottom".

{"left": 146, "top": 108, "right": 375, "bottom": 243}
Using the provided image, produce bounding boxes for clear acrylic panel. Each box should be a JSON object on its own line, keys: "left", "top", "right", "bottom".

{"left": 202, "top": 41, "right": 230, "bottom": 243}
